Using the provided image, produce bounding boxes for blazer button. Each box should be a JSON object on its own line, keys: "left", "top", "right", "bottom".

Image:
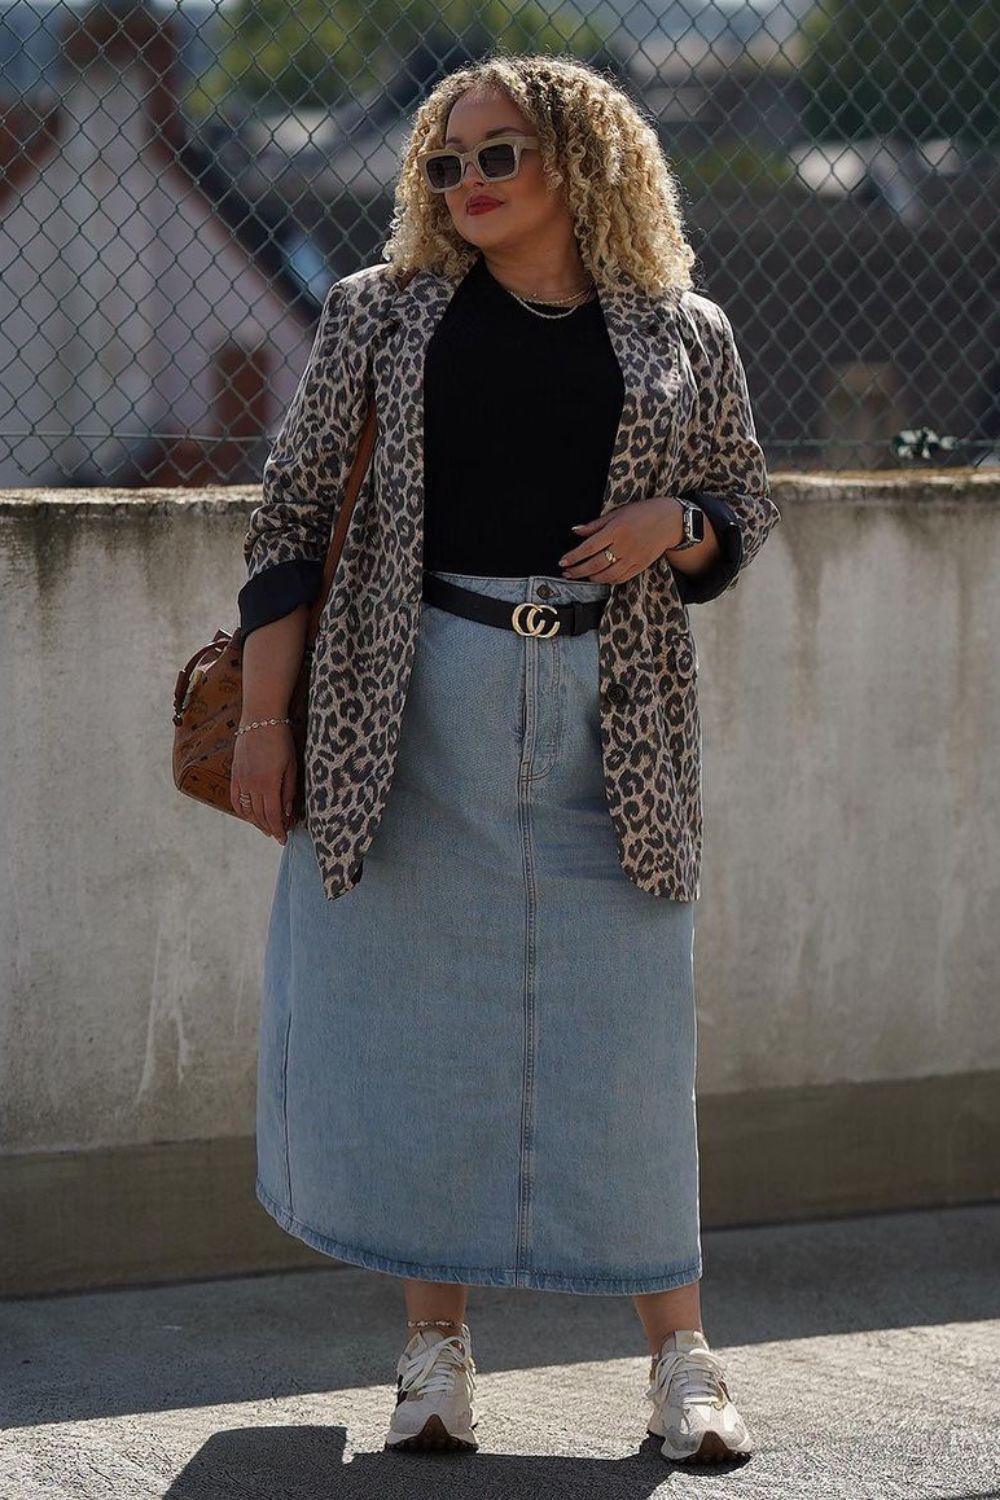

{"left": 606, "top": 681, "right": 629, "bottom": 706}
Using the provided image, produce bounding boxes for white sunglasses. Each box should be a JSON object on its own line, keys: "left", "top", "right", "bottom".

{"left": 417, "top": 134, "right": 540, "bottom": 193}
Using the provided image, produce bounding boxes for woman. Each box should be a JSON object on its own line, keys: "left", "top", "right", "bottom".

{"left": 233, "top": 53, "right": 780, "bottom": 1465}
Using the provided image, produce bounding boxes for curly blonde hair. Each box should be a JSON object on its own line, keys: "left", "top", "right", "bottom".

{"left": 380, "top": 52, "right": 697, "bottom": 298}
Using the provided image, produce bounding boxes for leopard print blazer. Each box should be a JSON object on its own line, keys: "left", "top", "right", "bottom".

{"left": 240, "top": 256, "right": 781, "bottom": 902}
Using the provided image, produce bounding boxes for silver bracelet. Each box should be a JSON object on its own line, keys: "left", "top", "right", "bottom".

{"left": 235, "top": 716, "right": 292, "bottom": 736}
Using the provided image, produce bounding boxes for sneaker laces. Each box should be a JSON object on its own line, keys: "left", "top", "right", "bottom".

{"left": 646, "top": 1347, "right": 730, "bottom": 1410}
{"left": 399, "top": 1334, "right": 478, "bottom": 1400}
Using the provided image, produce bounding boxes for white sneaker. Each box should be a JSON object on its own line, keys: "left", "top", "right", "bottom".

{"left": 644, "top": 1328, "right": 753, "bottom": 1463}
{"left": 384, "top": 1322, "right": 479, "bottom": 1452}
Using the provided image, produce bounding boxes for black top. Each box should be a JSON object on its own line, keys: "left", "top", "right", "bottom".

{"left": 237, "top": 260, "right": 746, "bottom": 644}
{"left": 421, "top": 252, "right": 625, "bottom": 576}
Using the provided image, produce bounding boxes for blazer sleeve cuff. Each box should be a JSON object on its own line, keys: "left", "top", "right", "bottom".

{"left": 667, "top": 490, "right": 743, "bottom": 605}
{"left": 237, "top": 557, "right": 324, "bottom": 649}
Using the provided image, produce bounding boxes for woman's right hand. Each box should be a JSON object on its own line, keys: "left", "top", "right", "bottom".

{"left": 231, "top": 605, "right": 310, "bottom": 842}
{"left": 231, "top": 722, "right": 298, "bottom": 842}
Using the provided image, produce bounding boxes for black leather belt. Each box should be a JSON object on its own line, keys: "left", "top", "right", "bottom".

{"left": 421, "top": 573, "right": 607, "bottom": 638}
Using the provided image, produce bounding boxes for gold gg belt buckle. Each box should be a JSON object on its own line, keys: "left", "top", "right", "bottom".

{"left": 511, "top": 601, "right": 561, "bottom": 637}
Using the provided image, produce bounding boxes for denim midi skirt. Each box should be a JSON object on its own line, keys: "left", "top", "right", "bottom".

{"left": 255, "top": 571, "right": 703, "bottom": 1295}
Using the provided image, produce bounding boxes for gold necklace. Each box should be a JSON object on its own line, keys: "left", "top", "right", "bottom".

{"left": 507, "top": 283, "right": 596, "bottom": 320}
{"left": 486, "top": 263, "right": 597, "bottom": 319}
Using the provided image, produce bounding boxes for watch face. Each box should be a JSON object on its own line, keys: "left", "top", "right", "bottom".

{"left": 687, "top": 505, "right": 705, "bottom": 543}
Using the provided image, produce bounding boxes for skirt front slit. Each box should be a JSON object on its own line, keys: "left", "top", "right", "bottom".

{"left": 255, "top": 571, "right": 702, "bottom": 1295}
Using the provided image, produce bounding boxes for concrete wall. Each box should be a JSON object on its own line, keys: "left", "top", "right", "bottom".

{"left": 2, "top": 472, "right": 998, "bottom": 1294}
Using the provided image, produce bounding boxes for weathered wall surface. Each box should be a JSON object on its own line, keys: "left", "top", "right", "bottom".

{"left": 2, "top": 472, "right": 997, "bottom": 1293}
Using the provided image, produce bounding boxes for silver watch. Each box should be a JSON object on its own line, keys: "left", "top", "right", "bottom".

{"left": 671, "top": 497, "right": 705, "bottom": 551}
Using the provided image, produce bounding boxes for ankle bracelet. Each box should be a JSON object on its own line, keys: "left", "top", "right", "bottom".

{"left": 407, "top": 1318, "right": 465, "bottom": 1330}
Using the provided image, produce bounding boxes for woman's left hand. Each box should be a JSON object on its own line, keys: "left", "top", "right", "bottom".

{"left": 557, "top": 496, "right": 683, "bottom": 583}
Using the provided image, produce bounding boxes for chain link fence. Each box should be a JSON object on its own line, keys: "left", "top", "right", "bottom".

{"left": 1, "top": 0, "right": 998, "bottom": 486}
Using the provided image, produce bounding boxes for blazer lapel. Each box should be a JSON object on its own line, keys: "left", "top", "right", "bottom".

{"left": 366, "top": 268, "right": 458, "bottom": 597}
{"left": 592, "top": 278, "right": 688, "bottom": 517}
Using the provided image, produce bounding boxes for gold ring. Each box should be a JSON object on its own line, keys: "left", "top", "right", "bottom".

{"left": 604, "top": 547, "right": 618, "bottom": 564}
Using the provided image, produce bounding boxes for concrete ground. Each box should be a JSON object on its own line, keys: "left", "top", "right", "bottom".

{"left": 1, "top": 1202, "right": 998, "bottom": 1499}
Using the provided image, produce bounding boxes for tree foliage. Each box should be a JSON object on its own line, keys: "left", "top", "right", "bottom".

{"left": 195, "top": 0, "right": 617, "bottom": 113}
{"left": 801, "top": 0, "right": 1000, "bottom": 144}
